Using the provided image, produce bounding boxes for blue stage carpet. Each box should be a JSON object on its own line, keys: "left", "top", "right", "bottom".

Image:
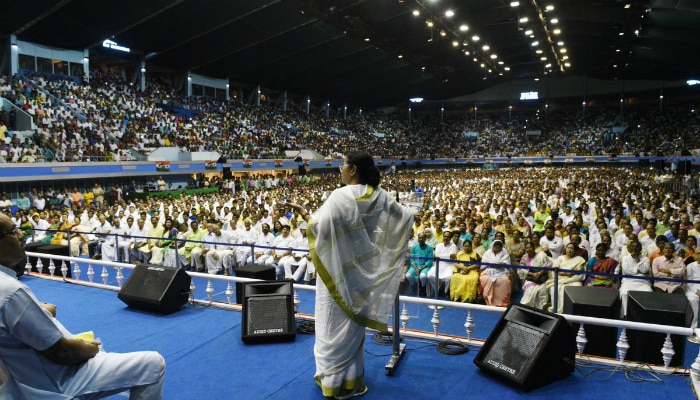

{"left": 24, "top": 275, "right": 696, "bottom": 400}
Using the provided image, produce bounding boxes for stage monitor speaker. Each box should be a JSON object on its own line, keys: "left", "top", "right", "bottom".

{"left": 626, "top": 291, "right": 690, "bottom": 367}
{"left": 241, "top": 281, "right": 296, "bottom": 344}
{"left": 474, "top": 304, "right": 576, "bottom": 391}
{"left": 235, "top": 264, "right": 277, "bottom": 304}
{"left": 118, "top": 264, "right": 191, "bottom": 314}
{"left": 298, "top": 165, "right": 306, "bottom": 176}
{"left": 563, "top": 286, "right": 620, "bottom": 358}
{"left": 222, "top": 167, "right": 232, "bottom": 179}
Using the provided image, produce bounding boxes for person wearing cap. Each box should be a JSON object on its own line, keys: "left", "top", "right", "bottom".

{"left": 0, "top": 212, "right": 165, "bottom": 399}
{"left": 479, "top": 239, "right": 512, "bottom": 307}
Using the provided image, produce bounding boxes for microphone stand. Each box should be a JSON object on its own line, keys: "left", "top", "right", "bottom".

{"left": 381, "top": 182, "right": 406, "bottom": 376}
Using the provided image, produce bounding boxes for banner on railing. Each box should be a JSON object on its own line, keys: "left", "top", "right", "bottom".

{"left": 274, "top": 159, "right": 284, "bottom": 167}
{"left": 155, "top": 161, "right": 170, "bottom": 172}
{"left": 243, "top": 159, "right": 253, "bottom": 168}
{"left": 205, "top": 160, "right": 217, "bottom": 170}
{"left": 324, "top": 157, "right": 332, "bottom": 166}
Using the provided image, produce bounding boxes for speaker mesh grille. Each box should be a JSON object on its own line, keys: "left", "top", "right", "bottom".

{"left": 245, "top": 296, "right": 291, "bottom": 336}
{"left": 481, "top": 322, "right": 545, "bottom": 382}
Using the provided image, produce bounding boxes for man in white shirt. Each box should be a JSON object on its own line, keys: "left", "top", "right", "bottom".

{"left": 282, "top": 222, "right": 310, "bottom": 283}
{"left": 260, "top": 225, "right": 294, "bottom": 279}
{"left": 203, "top": 221, "right": 236, "bottom": 275}
{"left": 235, "top": 219, "right": 259, "bottom": 268}
{"left": 427, "top": 231, "right": 458, "bottom": 296}
{"left": 101, "top": 218, "right": 130, "bottom": 262}
{"left": 540, "top": 226, "right": 565, "bottom": 259}
{"left": 250, "top": 223, "right": 274, "bottom": 265}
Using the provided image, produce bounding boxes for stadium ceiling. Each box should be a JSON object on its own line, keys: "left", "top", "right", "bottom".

{"left": 2, "top": 0, "right": 699, "bottom": 108}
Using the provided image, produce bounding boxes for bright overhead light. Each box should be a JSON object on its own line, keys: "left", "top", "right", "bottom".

{"left": 498, "top": 60, "right": 504, "bottom": 65}
{"left": 536, "top": 49, "right": 543, "bottom": 54}
{"left": 510, "top": 1, "right": 520, "bottom": 7}
{"left": 545, "top": 5, "right": 555, "bottom": 11}
{"left": 459, "top": 24, "right": 469, "bottom": 31}
{"left": 540, "top": 56, "right": 547, "bottom": 61}
{"left": 482, "top": 44, "right": 490, "bottom": 51}
{"left": 553, "top": 29, "right": 561, "bottom": 35}
{"left": 562, "top": 55, "right": 569, "bottom": 60}
{"left": 413, "top": 10, "right": 420, "bottom": 16}
{"left": 452, "top": 40, "right": 459, "bottom": 47}
{"left": 624, "top": 3, "right": 631, "bottom": 9}
{"left": 519, "top": 17, "right": 529, "bottom": 23}
{"left": 464, "top": 50, "right": 470, "bottom": 55}
{"left": 445, "top": 10, "right": 454, "bottom": 18}
{"left": 560, "top": 48, "right": 567, "bottom": 53}
{"left": 472, "top": 35, "right": 480, "bottom": 42}
{"left": 524, "top": 29, "right": 533, "bottom": 35}
{"left": 439, "top": 30, "right": 446, "bottom": 36}
{"left": 409, "top": 97, "right": 424, "bottom": 103}
{"left": 618, "top": 32, "right": 624, "bottom": 36}
{"left": 398, "top": 54, "right": 403, "bottom": 59}
{"left": 545, "top": 63, "right": 552, "bottom": 68}
{"left": 557, "top": 41, "right": 564, "bottom": 46}
{"left": 490, "top": 54, "right": 498, "bottom": 59}
{"left": 426, "top": 20, "right": 433, "bottom": 27}
{"left": 504, "top": 67, "right": 511, "bottom": 71}
{"left": 531, "top": 41, "right": 539, "bottom": 46}
{"left": 480, "top": 63, "right": 485, "bottom": 68}
{"left": 564, "top": 62, "right": 571, "bottom": 67}
{"left": 550, "top": 18, "right": 559, "bottom": 24}
{"left": 687, "top": 79, "right": 700, "bottom": 86}
{"left": 364, "top": 37, "right": 370, "bottom": 42}
{"left": 615, "top": 48, "right": 621, "bottom": 52}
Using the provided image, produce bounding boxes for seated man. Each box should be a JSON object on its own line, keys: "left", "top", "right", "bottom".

{"left": 0, "top": 213, "right": 165, "bottom": 399}
{"left": 405, "top": 232, "right": 434, "bottom": 295}
{"left": 282, "top": 222, "right": 310, "bottom": 283}
{"left": 203, "top": 221, "right": 236, "bottom": 275}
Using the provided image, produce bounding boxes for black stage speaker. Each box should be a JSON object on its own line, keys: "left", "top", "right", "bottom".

{"left": 241, "top": 281, "right": 296, "bottom": 344}
{"left": 222, "top": 167, "right": 232, "bottom": 179}
{"left": 474, "top": 304, "right": 576, "bottom": 391}
{"left": 626, "top": 291, "right": 691, "bottom": 367}
{"left": 563, "top": 286, "right": 620, "bottom": 358}
{"left": 118, "top": 264, "right": 191, "bottom": 314}
{"left": 236, "top": 263, "right": 276, "bottom": 304}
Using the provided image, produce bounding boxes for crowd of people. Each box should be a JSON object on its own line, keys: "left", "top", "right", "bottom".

{"left": 3, "top": 165, "right": 699, "bottom": 327}
{"left": 1, "top": 70, "right": 700, "bottom": 165}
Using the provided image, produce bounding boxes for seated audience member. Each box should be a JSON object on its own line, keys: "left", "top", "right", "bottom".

{"left": 449, "top": 240, "right": 481, "bottom": 303}
{"left": 652, "top": 242, "right": 686, "bottom": 294}
{"left": 479, "top": 240, "right": 511, "bottom": 307}
{"left": 686, "top": 254, "right": 700, "bottom": 343}
{"left": 519, "top": 241, "right": 553, "bottom": 310}
{"left": 617, "top": 240, "right": 652, "bottom": 317}
{"left": 547, "top": 243, "right": 586, "bottom": 313}
{"left": 405, "top": 232, "right": 433, "bottom": 295}
{"left": 584, "top": 243, "right": 619, "bottom": 289}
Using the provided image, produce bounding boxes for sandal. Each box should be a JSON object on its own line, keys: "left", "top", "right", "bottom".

{"left": 334, "top": 385, "right": 368, "bottom": 399}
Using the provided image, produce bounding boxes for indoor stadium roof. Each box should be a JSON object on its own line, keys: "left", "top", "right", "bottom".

{"left": 2, "top": 0, "right": 699, "bottom": 108}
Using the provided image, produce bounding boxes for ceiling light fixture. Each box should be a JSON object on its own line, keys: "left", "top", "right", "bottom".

{"left": 511, "top": 1, "right": 520, "bottom": 7}
{"left": 459, "top": 24, "right": 469, "bottom": 31}
{"left": 445, "top": 10, "right": 454, "bottom": 18}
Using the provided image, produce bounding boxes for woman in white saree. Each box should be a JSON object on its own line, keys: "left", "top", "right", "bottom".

{"left": 285, "top": 151, "right": 413, "bottom": 399}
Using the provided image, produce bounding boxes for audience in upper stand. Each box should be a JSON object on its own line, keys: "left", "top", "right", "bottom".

{"left": 1, "top": 70, "right": 700, "bottom": 164}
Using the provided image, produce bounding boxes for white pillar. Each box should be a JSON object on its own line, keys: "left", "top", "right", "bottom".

{"left": 10, "top": 35, "right": 18, "bottom": 76}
